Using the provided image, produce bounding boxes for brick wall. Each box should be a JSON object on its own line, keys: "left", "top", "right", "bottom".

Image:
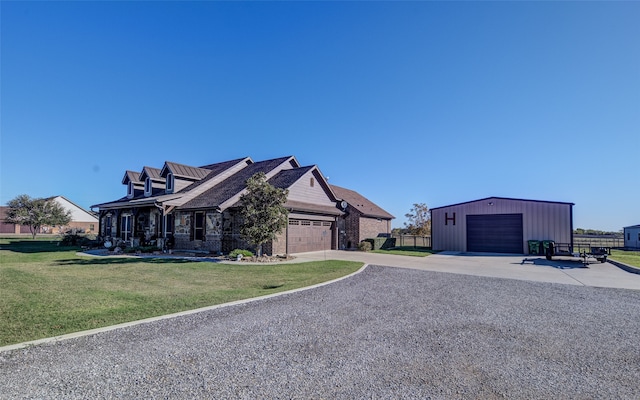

{"left": 342, "top": 210, "right": 362, "bottom": 249}
{"left": 359, "top": 217, "right": 391, "bottom": 243}
{"left": 341, "top": 207, "right": 391, "bottom": 248}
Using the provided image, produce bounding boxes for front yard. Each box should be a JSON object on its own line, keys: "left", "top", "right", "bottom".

{"left": 0, "top": 237, "right": 362, "bottom": 347}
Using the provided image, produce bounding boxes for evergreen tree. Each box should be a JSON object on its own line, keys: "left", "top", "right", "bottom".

{"left": 239, "top": 173, "right": 289, "bottom": 256}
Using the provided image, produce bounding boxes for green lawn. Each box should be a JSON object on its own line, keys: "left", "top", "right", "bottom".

{"left": 610, "top": 249, "right": 640, "bottom": 268}
{"left": 0, "top": 238, "right": 362, "bottom": 347}
{"left": 371, "top": 246, "right": 437, "bottom": 257}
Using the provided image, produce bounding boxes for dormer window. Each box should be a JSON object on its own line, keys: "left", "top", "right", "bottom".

{"left": 127, "top": 182, "right": 135, "bottom": 198}
{"left": 144, "top": 177, "right": 152, "bottom": 197}
{"left": 166, "top": 173, "right": 174, "bottom": 193}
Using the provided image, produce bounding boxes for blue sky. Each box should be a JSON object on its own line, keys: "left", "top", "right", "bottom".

{"left": 1, "top": 1, "right": 638, "bottom": 232}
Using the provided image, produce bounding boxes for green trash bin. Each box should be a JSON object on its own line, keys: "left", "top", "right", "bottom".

{"left": 528, "top": 240, "right": 540, "bottom": 255}
{"left": 541, "top": 240, "right": 554, "bottom": 256}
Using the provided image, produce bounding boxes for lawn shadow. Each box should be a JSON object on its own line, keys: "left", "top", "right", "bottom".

{"left": 518, "top": 257, "right": 589, "bottom": 269}
{"left": 55, "top": 257, "right": 216, "bottom": 266}
{"left": 0, "top": 240, "right": 77, "bottom": 254}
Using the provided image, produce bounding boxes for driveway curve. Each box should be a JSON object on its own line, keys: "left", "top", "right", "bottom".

{"left": 2, "top": 265, "right": 640, "bottom": 399}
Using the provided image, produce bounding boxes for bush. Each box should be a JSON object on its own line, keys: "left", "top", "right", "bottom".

{"left": 229, "top": 249, "right": 254, "bottom": 259}
{"left": 358, "top": 241, "right": 372, "bottom": 252}
{"left": 364, "top": 237, "right": 396, "bottom": 250}
{"left": 124, "top": 246, "right": 160, "bottom": 254}
{"left": 59, "top": 233, "right": 95, "bottom": 247}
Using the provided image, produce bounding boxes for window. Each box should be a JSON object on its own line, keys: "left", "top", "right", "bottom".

{"left": 155, "top": 214, "right": 161, "bottom": 237}
{"left": 127, "top": 182, "right": 135, "bottom": 198}
{"left": 628, "top": 233, "right": 631, "bottom": 240}
{"left": 144, "top": 178, "right": 152, "bottom": 197}
{"left": 105, "top": 215, "right": 112, "bottom": 236}
{"left": 166, "top": 173, "right": 174, "bottom": 193}
{"left": 194, "top": 212, "right": 205, "bottom": 241}
{"left": 90, "top": 224, "right": 95, "bottom": 231}
{"left": 121, "top": 215, "right": 132, "bottom": 241}
{"left": 310, "top": 177, "right": 315, "bottom": 187}
{"left": 165, "top": 214, "right": 174, "bottom": 235}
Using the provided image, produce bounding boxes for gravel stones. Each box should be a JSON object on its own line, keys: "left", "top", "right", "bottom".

{"left": 2, "top": 265, "right": 640, "bottom": 399}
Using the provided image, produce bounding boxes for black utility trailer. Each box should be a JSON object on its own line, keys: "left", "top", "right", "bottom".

{"left": 545, "top": 242, "right": 610, "bottom": 265}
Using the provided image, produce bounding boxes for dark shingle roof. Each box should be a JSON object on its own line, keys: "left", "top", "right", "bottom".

{"left": 199, "top": 157, "right": 250, "bottom": 174}
{"left": 180, "top": 157, "right": 293, "bottom": 210}
{"left": 331, "top": 184, "right": 394, "bottom": 220}
{"left": 267, "top": 166, "right": 314, "bottom": 190}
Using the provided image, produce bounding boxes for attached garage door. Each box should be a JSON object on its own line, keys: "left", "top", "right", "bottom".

{"left": 466, "top": 214, "right": 523, "bottom": 254}
{"left": 287, "top": 219, "right": 332, "bottom": 253}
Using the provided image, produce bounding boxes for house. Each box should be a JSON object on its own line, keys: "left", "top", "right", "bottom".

{"left": 45, "top": 196, "right": 99, "bottom": 234}
{"left": 330, "top": 185, "right": 394, "bottom": 249}
{"left": 0, "top": 196, "right": 98, "bottom": 235}
{"left": 92, "top": 156, "right": 351, "bottom": 255}
{"left": 624, "top": 225, "right": 640, "bottom": 249}
{"left": 431, "top": 197, "right": 574, "bottom": 254}
{"left": 0, "top": 207, "right": 33, "bottom": 234}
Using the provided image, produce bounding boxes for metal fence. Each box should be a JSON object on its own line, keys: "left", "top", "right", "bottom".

{"left": 573, "top": 235, "right": 624, "bottom": 248}
{"left": 391, "top": 234, "right": 431, "bottom": 248}
{"left": 387, "top": 235, "right": 622, "bottom": 250}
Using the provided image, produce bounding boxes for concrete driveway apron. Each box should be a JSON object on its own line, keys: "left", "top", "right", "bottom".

{"left": 292, "top": 250, "right": 640, "bottom": 290}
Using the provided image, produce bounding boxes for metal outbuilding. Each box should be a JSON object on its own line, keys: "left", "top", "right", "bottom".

{"left": 624, "top": 225, "right": 640, "bottom": 249}
{"left": 431, "top": 197, "right": 574, "bottom": 254}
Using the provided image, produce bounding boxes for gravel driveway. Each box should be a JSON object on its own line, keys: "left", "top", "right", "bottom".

{"left": 2, "top": 265, "right": 640, "bottom": 399}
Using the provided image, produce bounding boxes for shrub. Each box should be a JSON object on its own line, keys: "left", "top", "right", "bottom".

{"left": 229, "top": 249, "right": 254, "bottom": 259}
{"left": 59, "top": 233, "right": 95, "bottom": 247}
{"left": 124, "top": 246, "right": 160, "bottom": 254}
{"left": 364, "top": 237, "right": 396, "bottom": 250}
{"left": 358, "top": 241, "right": 372, "bottom": 252}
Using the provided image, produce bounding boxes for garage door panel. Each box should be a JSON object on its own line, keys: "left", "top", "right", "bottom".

{"left": 287, "top": 219, "right": 332, "bottom": 253}
{"left": 467, "top": 214, "right": 523, "bottom": 254}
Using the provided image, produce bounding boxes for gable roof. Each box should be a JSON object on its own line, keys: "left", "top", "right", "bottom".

{"left": 267, "top": 166, "right": 314, "bottom": 189}
{"left": 430, "top": 196, "right": 575, "bottom": 211}
{"left": 140, "top": 166, "right": 164, "bottom": 182}
{"left": 122, "top": 170, "right": 142, "bottom": 185}
{"left": 95, "top": 156, "right": 346, "bottom": 217}
{"left": 46, "top": 196, "right": 99, "bottom": 222}
{"left": 180, "top": 156, "right": 297, "bottom": 210}
{"left": 330, "top": 185, "right": 394, "bottom": 220}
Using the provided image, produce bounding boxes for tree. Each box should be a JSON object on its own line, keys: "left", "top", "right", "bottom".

{"left": 4, "top": 195, "right": 72, "bottom": 239}
{"left": 404, "top": 203, "right": 431, "bottom": 236}
{"left": 239, "top": 173, "right": 289, "bottom": 257}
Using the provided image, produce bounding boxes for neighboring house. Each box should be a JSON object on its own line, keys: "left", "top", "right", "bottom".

{"left": 92, "top": 156, "right": 349, "bottom": 255}
{"left": 624, "top": 225, "right": 640, "bottom": 249}
{"left": 0, "top": 196, "right": 98, "bottom": 234}
{"left": 330, "top": 185, "right": 394, "bottom": 249}
{"left": 44, "top": 196, "right": 99, "bottom": 234}
{"left": 431, "top": 197, "right": 574, "bottom": 254}
{"left": 0, "top": 207, "right": 34, "bottom": 234}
